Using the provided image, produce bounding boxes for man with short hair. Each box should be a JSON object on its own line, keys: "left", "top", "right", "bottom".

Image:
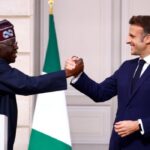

{"left": 65, "top": 15, "right": 150, "bottom": 149}
{"left": 0, "top": 19, "right": 73, "bottom": 150}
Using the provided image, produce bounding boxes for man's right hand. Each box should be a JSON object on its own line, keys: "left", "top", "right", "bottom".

{"left": 65, "top": 56, "right": 84, "bottom": 78}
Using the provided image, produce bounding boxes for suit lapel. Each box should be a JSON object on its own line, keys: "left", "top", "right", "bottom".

{"left": 127, "top": 64, "right": 150, "bottom": 105}
{"left": 127, "top": 60, "right": 138, "bottom": 100}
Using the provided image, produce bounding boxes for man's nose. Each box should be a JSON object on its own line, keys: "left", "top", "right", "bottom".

{"left": 126, "top": 37, "right": 131, "bottom": 44}
{"left": 13, "top": 42, "right": 18, "bottom": 50}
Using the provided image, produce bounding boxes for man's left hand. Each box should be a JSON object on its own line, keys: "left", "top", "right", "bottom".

{"left": 114, "top": 120, "right": 140, "bottom": 137}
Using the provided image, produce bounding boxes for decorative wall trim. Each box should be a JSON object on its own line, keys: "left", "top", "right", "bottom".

{"left": 68, "top": 106, "right": 111, "bottom": 144}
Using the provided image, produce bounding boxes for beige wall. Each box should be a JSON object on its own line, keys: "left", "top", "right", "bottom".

{"left": 0, "top": 0, "right": 150, "bottom": 150}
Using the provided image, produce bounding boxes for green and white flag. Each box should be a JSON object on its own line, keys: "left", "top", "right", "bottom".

{"left": 28, "top": 2, "right": 72, "bottom": 150}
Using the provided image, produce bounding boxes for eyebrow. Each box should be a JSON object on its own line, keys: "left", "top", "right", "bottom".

{"left": 129, "top": 33, "right": 135, "bottom": 37}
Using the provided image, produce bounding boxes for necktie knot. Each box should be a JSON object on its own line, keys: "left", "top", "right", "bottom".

{"left": 138, "top": 59, "right": 146, "bottom": 67}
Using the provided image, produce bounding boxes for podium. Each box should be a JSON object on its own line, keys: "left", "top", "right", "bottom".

{"left": 0, "top": 115, "right": 8, "bottom": 150}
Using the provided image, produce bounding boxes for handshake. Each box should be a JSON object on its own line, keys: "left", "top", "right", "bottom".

{"left": 65, "top": 56, "right": 84, "bottom": 78}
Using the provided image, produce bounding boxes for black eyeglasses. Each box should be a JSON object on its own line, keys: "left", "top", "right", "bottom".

{"left": 0, "top": 41, "right": 18, "bottom": 48}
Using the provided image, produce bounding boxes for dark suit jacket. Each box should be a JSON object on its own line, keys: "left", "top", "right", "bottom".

{"left": 0, "top": 59, "right": 67, "bottom": 150}
{"left": 71, "top": 57, "right": 150, "bottom": 150}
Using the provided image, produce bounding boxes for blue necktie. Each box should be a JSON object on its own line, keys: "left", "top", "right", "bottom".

{"left": 131, "top": 59, "right": 145, "bottom": 93}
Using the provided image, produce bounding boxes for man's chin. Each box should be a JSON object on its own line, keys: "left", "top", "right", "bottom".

{"left": 131, "top": 51, "right": 138, "bottom": 56}
{"left": 9, "top": 59, "right": 16, "bottom": 64}
{"left": 131, "top": 52, "right": 135, "bottom": 55}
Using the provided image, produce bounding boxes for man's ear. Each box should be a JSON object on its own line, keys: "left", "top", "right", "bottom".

{"left": 144, "top": 34, "right": 150, "bottom": 45}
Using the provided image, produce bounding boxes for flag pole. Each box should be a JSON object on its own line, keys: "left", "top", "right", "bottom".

{"left": 48, "top": 0, "right": 54, "bottom": 15}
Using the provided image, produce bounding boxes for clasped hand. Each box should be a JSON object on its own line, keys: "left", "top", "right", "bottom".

{"left": 65, "top": 56, "right": 84, "bottom": 78}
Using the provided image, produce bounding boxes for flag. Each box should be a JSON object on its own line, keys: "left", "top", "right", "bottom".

{"left": 28, "top": 7, "right": 72, "bottom": 150}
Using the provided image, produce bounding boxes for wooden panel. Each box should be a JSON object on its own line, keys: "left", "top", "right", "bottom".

{"left": 68, "top": 106, "right": 111, "bottom": 144}
{"left": 0, "top": 0, "right": 32, "bottom": 16}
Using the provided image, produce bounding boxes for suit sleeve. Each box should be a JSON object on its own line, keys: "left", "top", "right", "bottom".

{"left": 0, "top": 68, "right": 67, "bottom": 95}
{"left": 71, "top": 71, "right": 118, "bottom": 102}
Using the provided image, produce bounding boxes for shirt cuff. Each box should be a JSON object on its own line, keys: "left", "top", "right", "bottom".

{"left": 138, "top": 119, "right": 144, "bottom": 135}
{"left": 71, "top": 72, "right": 83, "bottom": 84}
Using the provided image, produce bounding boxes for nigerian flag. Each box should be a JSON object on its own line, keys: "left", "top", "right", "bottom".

{"left": 28, "top": 1, "right": 72, "bottom": 150}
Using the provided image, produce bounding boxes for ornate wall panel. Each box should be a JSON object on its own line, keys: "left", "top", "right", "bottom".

{"left": 0, "top": 0, "right": 32, "bottom": 16}
{"left": 68, "top": 106, "right": 111, "bottom": 144}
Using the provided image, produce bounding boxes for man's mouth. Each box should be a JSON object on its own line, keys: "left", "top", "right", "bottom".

{"left": 12, "top": 52, "right": 17, "bottom": 58}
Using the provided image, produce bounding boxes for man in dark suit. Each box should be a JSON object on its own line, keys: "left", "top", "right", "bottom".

{"left": 0, "top": 19, "right": 74, "bottom": 150}
{"left": 65, "top": 15, "right": 150, "bottom": 149}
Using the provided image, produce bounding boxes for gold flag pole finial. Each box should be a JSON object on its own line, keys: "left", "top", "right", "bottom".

{"left": 48, "top": 0, "right": 54, "bottom": 14}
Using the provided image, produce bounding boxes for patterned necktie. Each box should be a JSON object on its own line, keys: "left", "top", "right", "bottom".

{"left": 131, "top": 59, "right": 146, "bottom": 93}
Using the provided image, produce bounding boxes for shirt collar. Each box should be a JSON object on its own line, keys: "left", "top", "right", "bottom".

{"left": 140, "top": 55, "right": 150, "bottom": 64}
